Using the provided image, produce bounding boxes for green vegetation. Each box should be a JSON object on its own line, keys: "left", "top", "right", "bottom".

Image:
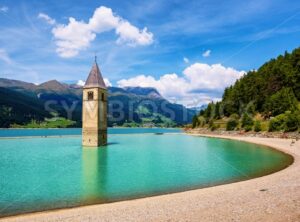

{"left": 11, "top": 117, "right": 76, "bottom": 128}
{"left": 241, "top": 113, "right": 254, "bottom": 131}
{"left": 269, "top": 111, "right": 300, "bottom": 132}
{"left": 192, "top": 47, "right": 300, "bottom": 132}
{"left": 254, "top": 120, "right": 262, "bottom": 132}
{"left": 122, "top": 113, "right": 177, "bottom": 128}
{"left": 0, "top": 87, "right": 51, "bottom": 128}
{"left": 226, "top": 118, "right": 239, "bottom": 131}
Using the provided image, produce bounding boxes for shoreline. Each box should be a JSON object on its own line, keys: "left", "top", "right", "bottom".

{"left": 1, "top": 133, "right": 300, "bottom": 221}
{"left": 185, "top": 128, "right": 300, "bottom": 139}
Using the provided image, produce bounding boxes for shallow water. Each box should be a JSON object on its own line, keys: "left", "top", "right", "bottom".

{"left": 0, "top": 131, "right": 292, "bottom": 217}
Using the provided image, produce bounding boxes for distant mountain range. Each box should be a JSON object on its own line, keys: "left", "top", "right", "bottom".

{"left": 0, "top": 78, "right": 196, "bottom": 128}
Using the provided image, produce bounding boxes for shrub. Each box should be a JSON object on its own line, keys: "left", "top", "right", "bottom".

{"left": 269, "top": 111, "right": 300, "bottom": 132}
{"left": 208, "top": 119, "right": 214, "bottom": 128}
{"left": 241, "top": 113, "right": 254, "bottom": 128}
{"left": 210, "top": 123, "right": 220, "bottom": 131}
{"left": 226, "top": 119, "right": 239, "bottom": 131}
{"left": 268, "top": 114, "right": 286, "bottom": 132}
{"left": 244, "top": 125, "right": 253, "bottom": 132}
{"left": 254, "top": 121, "right": 262, "bottom": 132}
{"left": 284, "top": 111, "right": 300, "bottom": 132}
{"left": 230, "top": 113, "right": 240, "bottom": 120}
{"left": 198, "top": 116, "right": 206, "bottom": 127}
{"left": 209, "top": 119, "right": 220, "bottom": 131}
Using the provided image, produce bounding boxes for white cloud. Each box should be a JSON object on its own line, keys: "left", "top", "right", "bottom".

{"left": 0, "top": 49, "right": 12, "bottom": 64}
{"left": 53, "top": 18, "right": 96, "bottom": 58}
{"left": 202, "top": 50, "right": 211, "bottom": 57}
{"left": 104, "top": 78, "right": 112, "bottom": 87}
{"left": 0, "top": 6, "right": 8, "bottom": 13}
{"left": 40, "top": 6, "right": 153, "bottom": 58}
{"left": 77, "top": 80, "right": 85, "bottom": 86}
{"left": 183, "top": 57, "right": 189, "bottom": 63}
{"left": 116, "top": 21, "right": 153, "bottom": 46}
{"left": 38, "top": 13, "right": 56, "bottom": 25}
{"left": 118, "top": 62, "right": 244, "bottom": 107}
{"left": 77, "top": 78, "right": 112, "bottom": 87}
{"left": 183, "top": 63, "right": 243, "bottom": 89}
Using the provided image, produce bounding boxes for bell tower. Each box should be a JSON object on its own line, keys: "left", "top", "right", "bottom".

{"left": 82, "top": 58, "right": 107, "bottom": 147}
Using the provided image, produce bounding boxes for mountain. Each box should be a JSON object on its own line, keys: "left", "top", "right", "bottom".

{"left": 0, "top": 87, "right": 51, "bottom": 127}
{"left": 0, "top": 78, "right": 196, "bottom": 128}
{"left": 123, "top": 87, "right": 162, "bottom": 98}
{"left": 194, "top": 47, "right": 300, "bottom": 132}
{"left": 0, "top": 78, "right": 36, "bottom": 90}
{"left": 189, "top": 104, "right": 208, "bottom": 112}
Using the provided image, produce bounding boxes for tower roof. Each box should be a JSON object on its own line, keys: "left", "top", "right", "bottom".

{"left": 84, "top": 61, "right": 106, "bottom": 89}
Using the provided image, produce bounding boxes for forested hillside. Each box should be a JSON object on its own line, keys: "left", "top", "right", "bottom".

{"left": 193, "top": 47, "right": 300, "bottom": 132}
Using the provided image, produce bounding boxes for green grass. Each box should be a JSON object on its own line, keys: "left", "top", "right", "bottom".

{"left": 11, "top": 117, "right": 76, "bottom": 128}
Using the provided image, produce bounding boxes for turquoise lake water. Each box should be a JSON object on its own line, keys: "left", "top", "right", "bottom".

{"left": 0, "top": 128, "right": 182, "bottom": 137}
{"left": 0, "top": 129, "right": 293, "bottom": 217}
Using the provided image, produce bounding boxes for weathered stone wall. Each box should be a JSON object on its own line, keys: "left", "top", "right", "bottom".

{"left": 82, "top": 87, "right": 107, "bottom": 147}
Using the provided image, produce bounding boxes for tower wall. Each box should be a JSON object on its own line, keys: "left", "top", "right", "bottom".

{"left": 82, "top": 87, "right": 107, "bottom": 147}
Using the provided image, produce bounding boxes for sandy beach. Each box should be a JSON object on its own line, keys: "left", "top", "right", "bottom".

{"left": 1, "top": 134, "right": 299, "bottom": 222}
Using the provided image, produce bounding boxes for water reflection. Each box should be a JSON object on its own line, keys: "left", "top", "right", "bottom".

{"left": 81, "top": 147, "right": 108, "bottom": 202}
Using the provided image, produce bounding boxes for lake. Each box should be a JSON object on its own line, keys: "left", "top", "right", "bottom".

{"left": 0, "top": 128, "right": 182, "bottom": 137}
{"left": 0, "top": 129, "right": 293, "bottom": 217}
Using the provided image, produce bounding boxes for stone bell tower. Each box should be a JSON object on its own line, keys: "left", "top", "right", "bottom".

{"left": 82, "top": 58, "right": 107, "bottom": 147}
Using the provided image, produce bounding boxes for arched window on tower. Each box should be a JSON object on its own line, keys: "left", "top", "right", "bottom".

{"left": 101, "top": 93, "right": 104, "bottom": 101}
{"left": 87, "top": 91, "right": 94, "bottom": 100}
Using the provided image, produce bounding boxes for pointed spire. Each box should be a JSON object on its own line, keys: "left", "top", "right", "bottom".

{"left": 84, "top": 60, "right": 106, "bottom": 89}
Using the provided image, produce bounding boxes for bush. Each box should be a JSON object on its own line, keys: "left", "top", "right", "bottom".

{"left": 268, "top": 114, "right": 286, "bottom": 131}
{"left": 208, "top": 119, "right": 214, "bottom": 128}
{"left": 268, "top": 111, "right": 300, "bottom": 132}
{"left": 209, "top": 120, "right": 220, "bottom": 131}
{"left": 198, "top": 116, "right": 206, "bottom": 127}
{"left": 226, "top": 119, "right": 239, "bottom": 131}
{"left": 284, "top": 111, "right": 300, "bottom": 132}
{"left": 244, "top": 125, "right": 253, "bottom": 132}
{"left": 241, "top": 113, "right": 254, "bottom": 128}
{"left": 254, "top": 121, "right": 262, "bottom": 132}
{"left": 230, "top": 113, "right": 240, "bottom": 120}
{"left": 210, "top": 123, "right": 220, "bottom": 131}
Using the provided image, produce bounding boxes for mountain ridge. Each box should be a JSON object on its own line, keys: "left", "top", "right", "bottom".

{"left": 0, "top": 78, "right": 196, "bottom": 128}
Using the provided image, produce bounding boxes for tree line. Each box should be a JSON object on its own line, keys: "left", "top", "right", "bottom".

{"left": 193, "top": 47, "right": 300, "bottom": 132}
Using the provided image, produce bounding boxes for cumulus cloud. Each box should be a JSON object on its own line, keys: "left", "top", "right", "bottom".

{"left": 77, "top": 78, "right": 112, "bottom": 87}
{"left": 39, "top": 6, "right": 153, "bottom": 58}
{"left": 38, "top": 13, "right": 56, "bottom": 25}
{"left": 0, "top": 49, "right": 12, "bottom": 64}
{"left": 104, "top": 78, "right": 112, "bottom": 87}
{"left": 77, "top": 80, "right": 85, "bottom": 86}
{"left": 0, "top": 6, "right": 8, "bottom": 13}
{"left": 202, "top": 50, "right": 211, "bottom": 57}
{"left": 183, "top": 57, "right": 189, "bottom": 63}
{"left": 53, "top": 18, "right": 96, "bottom": 58}
{"left": 118, "top": 63, "right": 244, "bottom": 107}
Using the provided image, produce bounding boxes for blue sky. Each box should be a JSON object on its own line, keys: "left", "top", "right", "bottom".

{"left": 0, "top": 0, "right": 300, "bottom": 106}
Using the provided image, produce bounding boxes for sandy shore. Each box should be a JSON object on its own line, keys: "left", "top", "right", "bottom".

{"left": 1, "top": 134, "right": 300, "bottom": 222}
